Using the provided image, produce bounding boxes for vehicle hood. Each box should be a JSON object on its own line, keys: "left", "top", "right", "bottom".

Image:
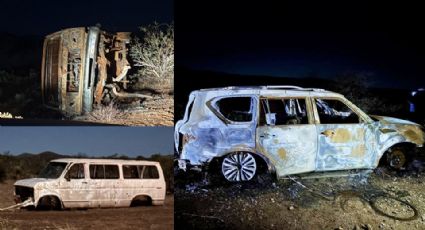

{"left": 14, "top": 178, "right": 55, "bottom": 188}
{"left": 370, "top": 115, "right": 419, "bottom": 126}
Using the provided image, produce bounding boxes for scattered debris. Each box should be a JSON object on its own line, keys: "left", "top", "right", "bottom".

{"left": 0, "top": 198, "right": 33, "bottom": 211}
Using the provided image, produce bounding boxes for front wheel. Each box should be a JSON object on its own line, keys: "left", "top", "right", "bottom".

{"left": 221, "top": 152, "right": 257, "bottom": 182}
{"left": 386, "top": 147, "right": 407, "bottom": 170}
{"left": 37, "top": 196, "right": 61, "bottom": 210}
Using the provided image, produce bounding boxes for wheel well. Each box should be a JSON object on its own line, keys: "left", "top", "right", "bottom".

{"left": 37, "top": 195, "right": 62, "bottom": 210}
{"left": 379, "top": 142, "right": 417, "bottom": 166}
{"left": 130, "top": 195, "right": 152, "bottom": 207}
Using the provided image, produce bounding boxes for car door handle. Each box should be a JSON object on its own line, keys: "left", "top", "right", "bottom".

{"left": 82, "top": 181, "right": 88, "bottom": 184}
{"left": 320, "top": 130, "right": 335, "bottom": 137}
{"left": 259, "top": 133, "right": 276, "bottom": 138}
{"left": 259, "top": 132, "right": 269, "bottom": 138}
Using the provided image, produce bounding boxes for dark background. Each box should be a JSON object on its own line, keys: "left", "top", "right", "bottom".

{"left": 174, "top": 1, "right": 425, "bottom": 122}
{"left": 0, "top": 0, "right": 173, "bottom": 71}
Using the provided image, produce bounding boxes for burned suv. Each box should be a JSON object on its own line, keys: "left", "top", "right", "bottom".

{"left": 175, "top": 86, "right": 425, "bottom": 182}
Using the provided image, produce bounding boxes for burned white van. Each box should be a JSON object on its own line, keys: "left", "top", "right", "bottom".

{"left": 175, "top": 86, "right": 425, "bottom": 182}
{"left": 14, "top": 158, "right": 166, "bottom": 209}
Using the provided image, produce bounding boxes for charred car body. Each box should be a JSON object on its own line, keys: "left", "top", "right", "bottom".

{"left": 14, "top": 158, "right": 166, "bottom": 209}
{"left": 41, "top": 26, "right": 149, "bottom": 116}
{"left": 175, "top": 86, "right": 425, "bottom": 182}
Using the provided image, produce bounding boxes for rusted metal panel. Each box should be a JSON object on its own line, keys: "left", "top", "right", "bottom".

{"left": 94, "top": 34, "right": 109, "bottom": 105}
{"left": 82, "top": 27, "right": 100, "bottom": 113}
{"left": 41, "top": 27, "right": 87, "bottom": 115}
{"left": 41, "top": 34, "right": 61, "bottom": 108}
{"left": 41, "top": 27, "right": 142, "bottom": 116}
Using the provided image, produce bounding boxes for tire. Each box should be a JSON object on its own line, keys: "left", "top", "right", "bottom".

{"left": 38, "top": 196, "right": 61, "bottom": 210}
{"left": 221, "top": 152, "right": 257, "bottom": 182}
{"left": 386, "top": 147, "right": 408, "bottom": 170}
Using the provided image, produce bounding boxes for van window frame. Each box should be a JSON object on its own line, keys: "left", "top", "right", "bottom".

{"left": 141, "top": 165, "right": 160, "bottom": 179}
{"left": 122, "top": 165, "right": 141, "bottom": 179}
{"left": 65, "top": 163, "right": 85, "bottom": 180}
{"left": 89, "top": 164, "right": 120, "bottom": 179}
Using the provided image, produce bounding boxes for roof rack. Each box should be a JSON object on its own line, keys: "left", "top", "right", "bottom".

{"left": 264, "top": 85, "right": 304, "bottom": 90}
{"left": 265, "top": 85, "right": 326, "bottom": 92}
{"left": 199, "top": 85, "right": 327, "bottom": 92}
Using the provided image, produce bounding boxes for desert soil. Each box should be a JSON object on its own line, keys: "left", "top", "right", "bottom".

{"left": 175, "top": 167, "right": 425, "bottom": 230}
{"left": 0, "top": 181, "right": 174, "bottom": 230}
{"left": 76, "top": 96, "right": 174, "bottom": 127}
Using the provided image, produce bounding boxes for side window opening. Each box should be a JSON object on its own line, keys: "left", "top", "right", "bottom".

{"left": 123, "top": 165, "right": 140, "bottom": 179}
{"left": 66, "top": 163, "right": 85, "bottom": 179}
{"left": 215, "top": 97, "right": 253, "bottom": 122}
{"left": 142, "top": 166, "right": 159, "bottom": 179}
{"left": 260, "top": 98, "right": 308, "bottom": 126}
{"left": 89, "top": 164, "right": 119, "bottom": 179}
{"left": 105, "top": 165, "right": 119, "bottom": 179}
{"left": 315, "top": 98, "right": 360, "bottom": 124}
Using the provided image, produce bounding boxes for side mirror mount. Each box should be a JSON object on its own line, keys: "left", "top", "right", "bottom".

{"left": 65, "top": 174, "right": 71, "bottom": 182}
{"left": 265, "top": 113, "right": 276, "bottom": 126}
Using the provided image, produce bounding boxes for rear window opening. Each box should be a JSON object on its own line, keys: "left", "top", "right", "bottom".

{"left": 215, "top": 97, "right": 253, "bottom": 122}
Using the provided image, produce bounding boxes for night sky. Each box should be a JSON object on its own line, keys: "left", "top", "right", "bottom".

{"left": 0, "top": 0, "right": 173, "bottom": 35}
{"left": 176, "top": 2, "right": 425, "bottom": 90}
{"left": 0, "top": 127, "right": 173, "bottom": 157}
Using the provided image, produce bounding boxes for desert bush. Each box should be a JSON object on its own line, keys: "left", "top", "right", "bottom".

{"left": 331, "top": 74, "right": 404, "bottom": 115}
{"left": 88, "top": 102, "right": 125, "bottom": 122}
{"left": 129, "top": 22, "right": 174, "bottom": 94}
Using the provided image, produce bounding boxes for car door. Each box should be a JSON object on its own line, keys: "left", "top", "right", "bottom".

{"left": 59, "top": 163, "right": 90, "bottom": 208}
{"left": 88, "top": 164, "right": 119, "bottom": 207}
{"left": 256, "top": 97, "right": 317, "bottom": 177}
{"left": 313, "top": 97, "right": 375, "bottom": 171}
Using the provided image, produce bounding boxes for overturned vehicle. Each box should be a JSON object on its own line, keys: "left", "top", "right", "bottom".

{"left": 41, "top": 26, "right": 150, "bottom": 116}
{"left": 175, "top": 86, "right": 425, "bottom": 182}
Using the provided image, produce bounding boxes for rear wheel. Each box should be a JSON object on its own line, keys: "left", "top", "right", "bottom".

{"left": 221, "top": 152, "right": 257, "bottom": 182}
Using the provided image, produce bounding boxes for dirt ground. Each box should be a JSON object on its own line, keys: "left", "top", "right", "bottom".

{"left": 0, "top": 181, "right": 174, "bottom": 230}
{"left": 0, "top": 95, "right": 173, "bottom": 126}
{"left": 175, "top": 167, "right": 425, "bottom": 230}
{"left": 74, "top": 96, "right": 174, "bottom": 127}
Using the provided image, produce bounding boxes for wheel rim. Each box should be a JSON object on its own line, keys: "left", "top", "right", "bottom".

{"left": 388, "top": 149, "right": 406, "bottom": 169}
{"left": 222, "top": 152, "right": 256, "bottom": 181}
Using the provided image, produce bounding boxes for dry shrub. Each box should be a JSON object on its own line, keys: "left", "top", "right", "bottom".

{"left": 129, "top": 22, "right": 174, "bottom": 94}
{"left": 134, "top": 75, "right": 173, "bottom": 94}
{"left": 88, "top": 103, "right": 125, "bottom": 122}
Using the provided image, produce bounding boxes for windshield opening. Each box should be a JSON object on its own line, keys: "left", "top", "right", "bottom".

{"left": 38, "top": 162, "right": 68, "bottom": 179}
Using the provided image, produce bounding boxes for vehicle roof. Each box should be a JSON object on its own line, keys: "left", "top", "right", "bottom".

{"left": 51, "top": 158, "right": 160, "bottom": 165}
{"left": 193, "top": 85, "right": 342, "bottom": 97}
